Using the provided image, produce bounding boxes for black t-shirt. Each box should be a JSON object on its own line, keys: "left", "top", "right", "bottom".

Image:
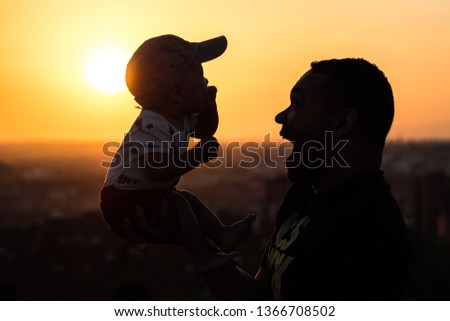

{"left": 262, "top": 171, "right": 409, "bottom": 300}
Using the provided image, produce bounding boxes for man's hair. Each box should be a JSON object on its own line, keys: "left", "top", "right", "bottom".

{"left": 311, "top": 58, "right": 394, "bottom": 148}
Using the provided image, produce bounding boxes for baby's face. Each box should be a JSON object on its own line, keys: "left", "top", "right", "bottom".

{"left": 175, "top": 64, "right": 210, "bottom": 114}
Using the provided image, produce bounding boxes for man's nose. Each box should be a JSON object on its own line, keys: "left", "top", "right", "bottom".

{"left": 204, "top": 77, "right": 209, "bottom": 85}
{"left": 275, "top": 107, "right": 288, "bottom": 124}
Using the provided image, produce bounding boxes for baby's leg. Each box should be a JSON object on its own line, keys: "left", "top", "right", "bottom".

{"left": 169, "top": 191, "right": 236, "bottom": 274}
{"left": 178, "top": 190, "right": 256, "bottom": 253}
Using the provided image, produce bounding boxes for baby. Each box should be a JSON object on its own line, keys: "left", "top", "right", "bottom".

{"left": 100, "top": 34, "right": 255, "bottom": 274}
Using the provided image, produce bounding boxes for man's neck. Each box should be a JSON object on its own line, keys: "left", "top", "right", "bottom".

{"left": 312, "top": 167, "right": 370, "bottom": 193}
{"left": 312, "top": 141, "right": 383, "bottom": 193}
{"left": 312, "top": 157, "right": 381, "bottom": 193}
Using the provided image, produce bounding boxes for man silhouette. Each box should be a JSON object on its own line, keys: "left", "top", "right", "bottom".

{"left": 126, "top": 58, "right": 409, "bottom": 300}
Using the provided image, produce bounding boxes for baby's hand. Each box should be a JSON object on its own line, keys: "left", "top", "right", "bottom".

{"left": 199, "top": 136, "right": 219, "bottom": 163}
{"left": 207, "top": 86, "right": 217, "bottom": 100}
{"left": 205, "top": 86, "right": 218, "bottom": 109}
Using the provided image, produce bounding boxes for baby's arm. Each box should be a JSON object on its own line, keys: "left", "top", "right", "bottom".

{"left": 193, "top": 86, "right": 219, "bottom": 138}
{"left": 143, "top": 136, "right": 219, "bottom": 181}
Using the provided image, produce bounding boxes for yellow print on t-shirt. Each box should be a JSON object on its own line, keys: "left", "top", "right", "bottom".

{"left": 267, "top": 213, "right": 311, "bottom": 299}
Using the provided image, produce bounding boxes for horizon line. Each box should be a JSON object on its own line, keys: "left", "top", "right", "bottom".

{"left": 1, "top": 137, "right": 450, "bottom": 146}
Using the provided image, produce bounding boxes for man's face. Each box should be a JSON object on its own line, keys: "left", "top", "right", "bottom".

{"left": 275, "top": 70, "right": 334, "bottom": 183}
{"left": 176, "top": 64, "right": 210, "bottom": 114}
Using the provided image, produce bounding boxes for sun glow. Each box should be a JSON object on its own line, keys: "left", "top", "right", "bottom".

{"left": 83, "top": 45, "right": 129, "bottom": 95}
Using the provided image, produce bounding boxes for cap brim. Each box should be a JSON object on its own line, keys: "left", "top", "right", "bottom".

{"left": 192, "top": 35, "right": 228, "bottom": 64}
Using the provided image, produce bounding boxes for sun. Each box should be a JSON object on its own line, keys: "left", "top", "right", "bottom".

{"left": 84, "top": 45, "right": 129, "bottom": 95}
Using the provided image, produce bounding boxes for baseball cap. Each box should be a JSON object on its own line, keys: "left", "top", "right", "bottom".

{"left": 125, "top": 34, "right": 228, "bottom": 107}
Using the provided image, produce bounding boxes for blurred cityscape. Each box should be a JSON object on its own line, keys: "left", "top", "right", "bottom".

{"left": 0, "top": 140, "right": 449, "bottom": 300}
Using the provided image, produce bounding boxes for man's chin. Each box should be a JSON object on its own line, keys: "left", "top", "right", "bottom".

{"left": 286, "top": 166, "right": 307, "bottom": 182}
{"left": 284, "top": 149, "right": 301, "bottom": 180}
{"left": 286, "top": 160, "right": 303, "bottom": 182}
{"left": 286, "top": 168, "right": 298, "bottom": 182}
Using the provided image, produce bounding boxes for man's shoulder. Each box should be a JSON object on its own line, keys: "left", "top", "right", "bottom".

{"left": 311, "top": 172, "right": 406, "bottom": 244}
{"left": 330, "top": 186, "right": 404, "bottom": 229}
{"left": 318, "top": 188, "right": 407, "bottom": 254}
{"left": 333, "top": 170, "right": 403, "bottom": 220}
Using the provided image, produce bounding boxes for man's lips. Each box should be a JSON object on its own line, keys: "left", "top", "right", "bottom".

{"left": 279, "top": 129, "right": 295, "bottom": 164}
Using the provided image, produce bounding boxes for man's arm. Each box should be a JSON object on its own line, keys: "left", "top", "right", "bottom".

{"left": 123, "top": 207, "right": 268, "bottom": 300}
{"left": 192, "top": 86, "right": 219, "bottom": 139}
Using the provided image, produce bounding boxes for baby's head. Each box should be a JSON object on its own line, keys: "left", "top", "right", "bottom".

{"left": 126, "top": 35, "right": 227, "bottom": 111}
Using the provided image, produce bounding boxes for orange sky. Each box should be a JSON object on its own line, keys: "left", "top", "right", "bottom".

{"left": 1, "top": 0, "right": 450, "bottom": 143}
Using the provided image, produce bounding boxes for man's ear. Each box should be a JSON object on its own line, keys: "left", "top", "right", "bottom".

{"left": 333, "top": 108, "right": 357, "bottom": 137}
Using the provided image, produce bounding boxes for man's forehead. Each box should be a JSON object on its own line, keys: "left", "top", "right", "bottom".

{"left": 299, "top": 69, "right": 314, "bottom": 82}
{"left": 291, "top": 69, "right": 327, "bottom": 94}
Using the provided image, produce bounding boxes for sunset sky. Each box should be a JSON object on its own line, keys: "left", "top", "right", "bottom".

{"left": 1, "top": 0, "right": 450, "bottom": 143}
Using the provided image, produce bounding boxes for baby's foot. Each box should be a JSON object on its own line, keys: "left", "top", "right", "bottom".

{"left": 193, "top": 252, "right": 238, "bottom": 275}
{"left": 218, "top": 213, "right": 256, "bottom": 253}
